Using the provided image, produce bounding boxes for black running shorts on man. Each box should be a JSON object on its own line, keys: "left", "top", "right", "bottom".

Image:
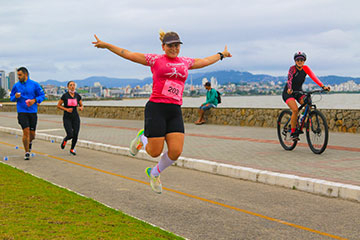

{"left": 17, "top": 112, "right": 38, "bottom": 130}
{"left": 144, "top": 101, "right": 184, "bottom": 138}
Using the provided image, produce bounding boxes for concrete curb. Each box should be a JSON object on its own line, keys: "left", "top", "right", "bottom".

{"left": 1, "top": 126, "right": 359, "bottom": 203}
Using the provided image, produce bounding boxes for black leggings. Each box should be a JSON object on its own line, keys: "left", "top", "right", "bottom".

{"left": 63, "top": 115, "right": 80, "bottom": 150}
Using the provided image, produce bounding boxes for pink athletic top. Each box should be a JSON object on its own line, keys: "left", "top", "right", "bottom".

{"left": 145, "top": 54, "right": 195, "bottom": 105}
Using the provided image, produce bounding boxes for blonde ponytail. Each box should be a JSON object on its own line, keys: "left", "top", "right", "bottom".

{"left": 159, "top": 29, "right": 166, "bottom": 43}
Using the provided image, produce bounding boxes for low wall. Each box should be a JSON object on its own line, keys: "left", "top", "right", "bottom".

{"left": 1, "top": 104, "right": 359, "bottom": 133}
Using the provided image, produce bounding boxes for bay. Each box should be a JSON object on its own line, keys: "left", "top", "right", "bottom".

{"left": 44, "top": 94, "right": 360, "bottom": 109}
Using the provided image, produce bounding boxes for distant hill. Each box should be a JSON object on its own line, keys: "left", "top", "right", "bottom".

{"left": 39, "top": 70, "right": 360, "bottom": 88}
{"left": 40, "top": 76, "right": 151, "bottom": 88}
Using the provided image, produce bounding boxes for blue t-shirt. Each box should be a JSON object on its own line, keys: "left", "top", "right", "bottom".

{"left": 10, "top": 78, "right": 45, "bottom": 113}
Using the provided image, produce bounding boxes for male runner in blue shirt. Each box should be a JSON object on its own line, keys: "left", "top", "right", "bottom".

{"left": 10, "top": 67, "right": 45, "bottom": 160}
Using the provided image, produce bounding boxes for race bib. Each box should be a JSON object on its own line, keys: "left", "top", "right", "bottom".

{"left": 67, "top": 99, "right": 78, "bottom": 107}
{"left": 161, "top": 80, "right": 183, "bottom": 101}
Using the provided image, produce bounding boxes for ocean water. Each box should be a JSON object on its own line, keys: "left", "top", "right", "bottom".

{"left": 44, "top": 94, "right": 360, "bottom": 109}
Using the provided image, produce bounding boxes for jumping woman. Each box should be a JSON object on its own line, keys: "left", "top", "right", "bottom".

{"left": 92, "top": 31, "right": 231, "bottom": 193}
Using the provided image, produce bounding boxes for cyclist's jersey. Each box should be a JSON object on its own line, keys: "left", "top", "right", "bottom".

{"left": 284, "top": 65, "right": 323, "bottom": 92}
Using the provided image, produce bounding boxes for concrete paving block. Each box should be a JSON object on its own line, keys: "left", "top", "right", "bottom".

{"left": 338, "top": 185, "right": 360, "bottom": 202}
{"left": 217, "top": 164, "right": 240, "bottom": 179}
{"left": 100, "top": 144, "right": 111, "bottom": 152}
{"left": 174, "top": 158, "right": 185, "bottom": 168}
{"left": 115, "top": 147, "right": 129, "bottom": 156}
{"left": 260, "top": 171, "right": 281, "bottom": 185}
{"left": 77, "top": 140, "right": 89, "bottom": 148}
{"left": 190, "top": 159, "right": 218, "bottom": 173}
{"left": 312, "top": 179, "right": 339, "bottom": 197}
{"left": 243, "top": 168, "right": 261, "bottom": 182}
{"left": 274, "top": 174, "right": 294, "bottom": 189}
{"left": 93, "top": 143, "right": 103, "bottom": 151}
{"left": 293, "top": 178, "right": 315, "bottom": 193}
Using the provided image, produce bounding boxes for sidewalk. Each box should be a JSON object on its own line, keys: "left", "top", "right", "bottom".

{"left": 1, "top": 112, "right": 360, "bottom": 201}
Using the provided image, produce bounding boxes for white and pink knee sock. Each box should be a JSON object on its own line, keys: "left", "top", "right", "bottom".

{"left": 141, "top": 134, "right": 148, "bottom": 149}
{"left": 151, "top": 151, "right": 174, "bottom": 177}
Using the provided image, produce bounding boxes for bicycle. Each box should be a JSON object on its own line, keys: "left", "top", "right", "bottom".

{"left": 277, "top": 89, "right": 329, "bottom": 154}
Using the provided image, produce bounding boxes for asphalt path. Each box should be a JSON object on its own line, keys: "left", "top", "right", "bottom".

{"left": 1, "top": 132, "right": 359, "bottom": 240}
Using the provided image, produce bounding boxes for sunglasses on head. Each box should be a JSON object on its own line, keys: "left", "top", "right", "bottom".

{"left": 166, "top": 43, "right": 180, "bottom": 48}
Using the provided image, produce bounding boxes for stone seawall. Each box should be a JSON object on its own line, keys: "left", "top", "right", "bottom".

{"left": 1, "top": 104, "right": 359, "bottom": 133}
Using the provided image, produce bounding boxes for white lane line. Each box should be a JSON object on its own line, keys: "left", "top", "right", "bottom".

{"left": 37, "top": 129, "right": 63, "bottom": 132}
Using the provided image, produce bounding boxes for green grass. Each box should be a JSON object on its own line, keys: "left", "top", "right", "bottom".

{"left": 0, "top": 163, "right": 184, "bottom": 240}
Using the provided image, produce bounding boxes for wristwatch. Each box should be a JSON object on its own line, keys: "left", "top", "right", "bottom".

{"left": 217, "top": 52, "right": 224, "bottom": 61}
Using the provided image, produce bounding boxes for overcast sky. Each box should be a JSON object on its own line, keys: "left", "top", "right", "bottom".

{"left": 1, "top": 0, "right": 359, "bottom": 82}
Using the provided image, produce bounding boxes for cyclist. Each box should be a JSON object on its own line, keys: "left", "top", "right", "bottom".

{"left": 282, "top": 52, "right": 330, "bottom": 140}
{"left": 92, "top": 31, "right": 231, "bottom": 193}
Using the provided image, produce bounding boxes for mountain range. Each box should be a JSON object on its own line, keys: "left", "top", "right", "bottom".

{"left": 39, "top": 70, "right": 360, "bottom": 88}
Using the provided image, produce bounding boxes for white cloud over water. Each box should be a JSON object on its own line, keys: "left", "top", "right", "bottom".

{"left": 0, "top": 0, "right": 359, "bottom": 82}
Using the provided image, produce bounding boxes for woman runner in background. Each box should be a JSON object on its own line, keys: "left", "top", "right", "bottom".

{"left": 57, "top": 81, "right": 84, "bottom": 155}
{"left": 92, "top": 31, "right": 231, "bottom": 193}
{"left": 283, "top": 52, "right": 330, "bottom": 140}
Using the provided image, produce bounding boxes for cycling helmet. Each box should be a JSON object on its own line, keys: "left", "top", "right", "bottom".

{"left": 294, "top": 52, "right": 307, "bottom": 61}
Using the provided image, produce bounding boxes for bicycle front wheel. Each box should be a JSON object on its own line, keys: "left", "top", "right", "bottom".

{"left": 306, "top": 110, "right": 329, "bottom": 154}
{"left": 277, "top": 110, "right": 297, "bottom": 151}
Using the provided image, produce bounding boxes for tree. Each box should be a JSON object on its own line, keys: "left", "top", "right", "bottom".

{"left": 0, "top": 87, "right": 6, "bottom": 99}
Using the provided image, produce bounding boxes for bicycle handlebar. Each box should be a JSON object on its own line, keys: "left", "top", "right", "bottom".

{"left": 292, "top": 89, "right": 329, "bottom": 95}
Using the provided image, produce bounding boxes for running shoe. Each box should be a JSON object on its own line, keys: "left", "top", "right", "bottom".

{"left": 129, "top": 129, "right": 144, "bottom": 156}
{"left": 145, "top": 167, "right": 162, "bottom": 194}
{"left": 61, "top": 139, "right": 67, "bottom": 149}
{"left": 24, "top": 152, "right": 30, "bottom": 160}
{"left": 70, "top": 149, "right": 76, "bottom": 155}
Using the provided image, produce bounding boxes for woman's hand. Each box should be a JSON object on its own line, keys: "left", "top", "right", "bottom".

{"left": 78, "top": 106, "right": 84, "bottom": 111}
{"left": 287, "top": 89, "right": 293, "bottom": 94}
{"left": 92, "top": 34, "right": 108, "bottom": 49}
{"left": 66, "top": 108, "right": 73, "bottom": 113}
{"left": 222, "top": 45, "right": 232, "bottom": 58}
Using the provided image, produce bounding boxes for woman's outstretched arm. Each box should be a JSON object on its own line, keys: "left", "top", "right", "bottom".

{"left": 191, "top": 45, "right": 232, "bottom": 69}
{"left": 92, "top": 34, "right": 147, "bottom": 66}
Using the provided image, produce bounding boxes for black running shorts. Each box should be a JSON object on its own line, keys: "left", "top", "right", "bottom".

{"left": 17, "top": 112, "right": 38, "bottom": 131}
{"left": 144, "top": 101, "right": 184, "bottom": 138}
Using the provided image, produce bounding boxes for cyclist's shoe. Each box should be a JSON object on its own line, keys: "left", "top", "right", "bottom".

{"left": 145, "top": 167, "right": 162, "bottom": 194}
{"left": 290, "top": 132, "right": 300, "bottom": 141}
{"left": 61, "top": 139, "right": 67, "bottom": 149}
{"left": 297, "top": 129, "right": 304, "bottom": 135}
{"left": 24, "top": 152, "right": 30, "bottom": 160}
{"left": 129, "top": 129, "right": 144, "bottom": 156}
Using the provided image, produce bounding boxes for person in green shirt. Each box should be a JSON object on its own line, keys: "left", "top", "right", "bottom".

{"left": 195, "top": 82, "right": 218, "bottom": 125}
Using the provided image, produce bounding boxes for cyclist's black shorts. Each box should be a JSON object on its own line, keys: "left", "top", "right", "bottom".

{"left": 17, "top": 113, "right": 38, "bottom": 131}
{"left": 282, "top": 89, "right": 305, "bottom": 104}
{"left": 144, "top": 101, "right": 184, "bottom": 138}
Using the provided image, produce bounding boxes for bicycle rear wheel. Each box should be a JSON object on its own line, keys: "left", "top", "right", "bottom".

{"left": 277, "top": 110, "right": 297, "bottom": 151}
{"left": 306, "top": 110, "right": 329, "bottom": 154}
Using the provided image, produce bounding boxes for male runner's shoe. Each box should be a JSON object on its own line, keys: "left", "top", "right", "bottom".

{"left": 24, "top": 152, "right": 30, "bottom": 160}
{"left": 129, "top": 129, "right": 144, "bottom": 156}
{"left": 70, "top": 149, "right": 76, "bottom": 156}
{"left": 61, "top": 139, "right": 67, "bottom": 149}
{"left": 145, "top": 167, "right": 162, "bottom": 194}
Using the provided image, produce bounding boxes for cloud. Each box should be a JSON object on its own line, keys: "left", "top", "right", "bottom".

{"left": 1, "top": 0, "right": 359, "bottom": 82}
